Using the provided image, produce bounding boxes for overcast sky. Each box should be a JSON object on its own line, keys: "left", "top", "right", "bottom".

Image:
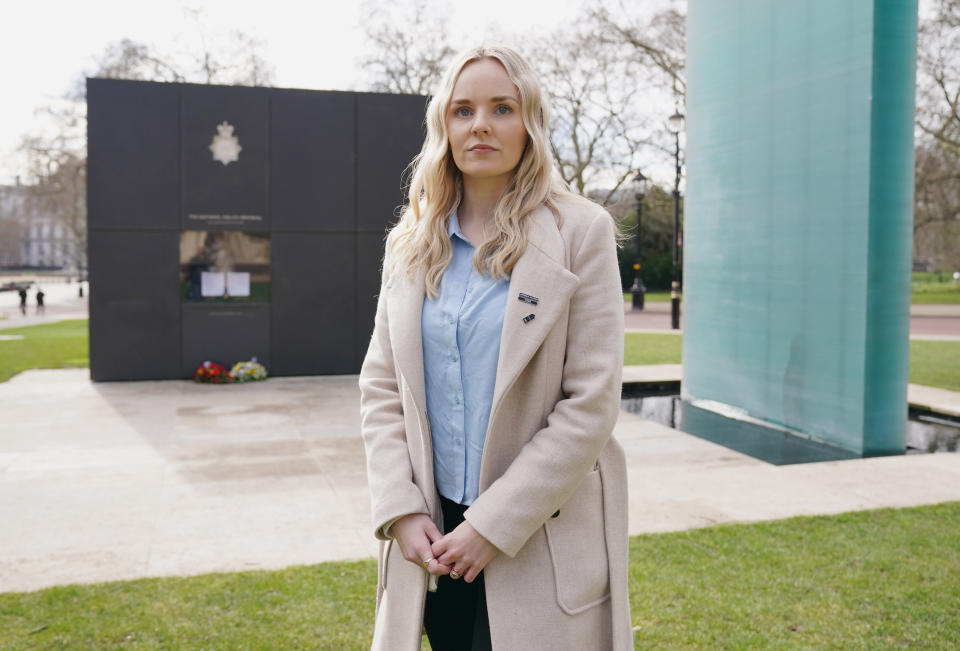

{"left": 1, "top": 0, "right": 590, "bottom": 185}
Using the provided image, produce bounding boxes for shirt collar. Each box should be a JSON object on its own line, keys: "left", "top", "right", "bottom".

{"left": 448, "top": 210, "right": 469, "bottom": 244}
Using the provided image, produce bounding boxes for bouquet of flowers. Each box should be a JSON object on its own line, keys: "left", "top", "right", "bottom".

{"left": 230, "top": 357, "right": 268, "bottom": 383}
{"left": 194, "top": 360, "right": 234, "bottom": 384}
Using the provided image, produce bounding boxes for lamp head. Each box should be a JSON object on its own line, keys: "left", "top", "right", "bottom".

{"left": 633, "top": 172, "right": 649, "bottom": 201}
{"left": 667, "top": 110, "right": 685, "bottom": 134}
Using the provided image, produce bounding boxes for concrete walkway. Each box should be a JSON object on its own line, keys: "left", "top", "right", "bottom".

{"left": 1, "top": 368, "right": 959, "bottom": 594}
{"left": 0, "top": 283, "right": 88, "bottom": 330}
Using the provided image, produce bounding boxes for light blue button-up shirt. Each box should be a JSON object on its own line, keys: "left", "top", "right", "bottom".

{"left": 422, "top": 211, "right": 509, "bottom": 505}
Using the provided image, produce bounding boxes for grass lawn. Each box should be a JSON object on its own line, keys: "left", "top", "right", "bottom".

{"left": 624, "top": 332, "right": 683, "bottom": 366}
{"left": 909, "top": 340, "right": 960, "bottom": 392}
{"left": 628, "top": 502, "right": 960, "bottom": 648}
{"left": 1, "top": 322, "right": 956, "bottom": 392}
{"left": 912, "top": 273, "right": 960, "bottom": 304}
{"left": 912, "top": 287, "right": 960, "bottom": 303}
{"left": 0, "top": 319, "right": 88, "bottom": 383}
{"left": 1, "top": 502, "right": 957, "bottom": 649}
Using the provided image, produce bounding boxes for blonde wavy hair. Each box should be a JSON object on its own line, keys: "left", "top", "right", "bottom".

{"left": 386, "top": 43, "right": 578, "bottom": 299}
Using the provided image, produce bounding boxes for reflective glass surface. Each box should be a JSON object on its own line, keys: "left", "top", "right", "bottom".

{"left": 683, "top": 0, "right": 917, "bottom": 456}
{"left": 179, "top": 231, "right": 271, "bottom": 303}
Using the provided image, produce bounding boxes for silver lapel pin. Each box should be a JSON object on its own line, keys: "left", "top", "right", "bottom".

{"left": 518, "top": 293, "right": 539, "bottom": 305}
{"left": 522, "top": 313, "right": 535, "bottom": 323}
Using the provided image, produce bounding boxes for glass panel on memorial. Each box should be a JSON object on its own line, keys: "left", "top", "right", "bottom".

{"left": 179, "top": 231, "right": 271, "bottom": 304}
{"left": 683, "top": 0, "right": 912, "bottom": 460}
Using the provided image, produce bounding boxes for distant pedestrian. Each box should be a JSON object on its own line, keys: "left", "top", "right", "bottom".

{"left": 18, "top": 288, "right": 27, "bottom": 316}
{"left": 36, "top": 288, "right": 45, "bottom": 315}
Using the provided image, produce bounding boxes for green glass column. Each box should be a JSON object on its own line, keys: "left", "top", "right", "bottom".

{"left": 681, "top": 0, "right": 917, "bottom": 463}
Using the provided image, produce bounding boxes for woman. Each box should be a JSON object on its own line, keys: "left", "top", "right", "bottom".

{"left": 359, "top": 44, "right": 631, "bottom": 650}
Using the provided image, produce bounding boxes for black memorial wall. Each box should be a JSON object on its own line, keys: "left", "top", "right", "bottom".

{"left": 87, "top": 78, "right": 426, "bottom": 381}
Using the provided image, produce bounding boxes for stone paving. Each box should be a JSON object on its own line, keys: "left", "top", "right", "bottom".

{"left": 2, "top": 368, "right": 959, "bottom": 594}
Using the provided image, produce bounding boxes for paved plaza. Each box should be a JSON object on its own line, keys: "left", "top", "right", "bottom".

{"left": 2, "top": 366, "right": 959, "bottom": 594}
{"left": 1, "top": 289, "right": 959, "bottom": 593}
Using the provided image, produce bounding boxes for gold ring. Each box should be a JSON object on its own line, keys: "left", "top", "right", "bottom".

{"left": 422, "top": 558, "right": 433, "bottom": 568}
{"left": 449, "top": 569, "right": 461, "bottom": 580}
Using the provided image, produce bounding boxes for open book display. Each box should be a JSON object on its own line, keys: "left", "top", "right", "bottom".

{"left": 200, "top": 271, "right": 251, "bottom": 298}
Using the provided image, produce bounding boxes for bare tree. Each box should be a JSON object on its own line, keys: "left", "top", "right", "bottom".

{"left": 915, "top": 0, "right": 960, "bottom": 270}
{"left": 169, "top": 7, "right": 276, "bottom": 87}
{"left": 13, "top": 25, "right": 276, "bottom": 272}
{"left": 18, "top": 147, "right": 86, "bottom": 271}
{"left": 17, "top": 100, "right": 89, "bottom": 269}
{"left": 529, "top": 29, "right": 653, "bottom": 204}
{"left": 88, "top": 38, "right": 185, "bottom": 86}
{"left": 226, "top": 30, "right": 276, "bottom": 87}
{"left": 592, "top": 0, "right": 959, "bottom": 271}
{"left": 915, "top": 140, "right": 960, "bottom": 268}
{"left": 528, "top": 3, "right": 687, "bottom": 204}
{"left": 588, "top": 0, "right": 687, "bottom": 97}
{"left": 359, "top": 0, "right": 455, "bottom": 94}
{"left": 356, "top": 8, "right": 658, "bottom": 203}
{"left": 917, "top": 0, "right": 960, "bottom": 154}
{"left": 354, "top": 1, "right": 688, "bottom": 205}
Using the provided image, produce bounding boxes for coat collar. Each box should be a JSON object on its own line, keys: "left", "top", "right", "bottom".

{"left": 386, "top": 204, "right": 579, "bottom": 422}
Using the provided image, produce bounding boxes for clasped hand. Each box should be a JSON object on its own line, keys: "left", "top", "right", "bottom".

{"left": 392, "top": 513, "right": 498, "bottom": 583}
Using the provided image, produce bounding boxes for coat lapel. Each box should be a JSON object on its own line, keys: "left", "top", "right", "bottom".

{"left": 489, "top": 205, "right": 579, "bottom": 420}
{"left": 386, "top": 204, "right": 579, "bottom": 433}
{"left": 386, "top": 265, "right": 428, "bottom": 417}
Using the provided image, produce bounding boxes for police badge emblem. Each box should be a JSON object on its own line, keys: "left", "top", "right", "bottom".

{"left": 209, "top": 121, "right": 242, "bottom": 165}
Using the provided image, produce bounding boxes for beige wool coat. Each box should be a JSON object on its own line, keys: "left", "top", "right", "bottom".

{"left": 359, "top": 194, "right": 632, "bottom": 650}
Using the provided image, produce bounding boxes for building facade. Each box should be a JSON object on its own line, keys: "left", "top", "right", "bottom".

{"left": 0, "top": 182, "right": 81, "bottom": 270}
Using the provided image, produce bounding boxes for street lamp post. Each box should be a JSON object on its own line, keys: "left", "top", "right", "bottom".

{"left": 630, "top": 172, "right": 649, "bottom": 311}
{"left": 667, "top": 110, "right": 685, "bottom": 330}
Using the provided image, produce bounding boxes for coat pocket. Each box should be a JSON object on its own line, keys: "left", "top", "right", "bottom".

{"left": 544, "top": 467, "right": 611, "bottom": 614}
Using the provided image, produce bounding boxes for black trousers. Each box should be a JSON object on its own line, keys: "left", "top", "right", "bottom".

{"left": 423, "top": 496, "right": 492, "bottom": 651}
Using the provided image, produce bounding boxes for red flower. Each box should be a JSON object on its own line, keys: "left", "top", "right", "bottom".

{"left": 194, "top": 360, "right": 234, "bottom": 384}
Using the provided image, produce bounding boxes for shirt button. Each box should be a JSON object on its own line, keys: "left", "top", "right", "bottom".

{"left": 450, "top": 353, "right": 458, "bottom": 362}
{"left": 456, "top": 438, "right": 462, "bottom": 446}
